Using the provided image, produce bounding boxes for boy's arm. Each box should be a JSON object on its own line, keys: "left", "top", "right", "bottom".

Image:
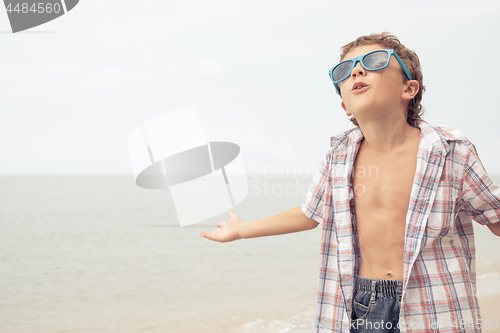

{"left": 200, "top": 206, "right": 319, "bottom": 242}
{"left": 460, "top": 141, "right": 500, "bottom": 237}
{"left": 486, "top": 222, "right": 500, "bottom": 237}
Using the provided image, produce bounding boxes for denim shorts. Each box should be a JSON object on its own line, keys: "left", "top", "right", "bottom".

{"left": 350, "top": 276, "right": 403, "bottom": 333}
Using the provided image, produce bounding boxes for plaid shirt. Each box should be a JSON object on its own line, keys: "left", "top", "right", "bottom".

{"left": 302, "top": 119, "right": 500, "bottom": 333}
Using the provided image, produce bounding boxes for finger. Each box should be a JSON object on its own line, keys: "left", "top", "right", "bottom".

{"left": 201, "top": 230, "right": 219, "bottom": 242}
{"left": 228, "top": 210, "right": 234, "bottom": 218}
{"left": 210, "top": 230, "right": 219, "bottom": 242}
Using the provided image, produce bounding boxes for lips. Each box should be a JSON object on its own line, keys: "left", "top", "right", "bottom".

{"left": 352, "top": 81, "right": 368, "bottom": 90}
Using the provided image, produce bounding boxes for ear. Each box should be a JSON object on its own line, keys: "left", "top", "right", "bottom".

{"left": 341, "top": 101, "right": 352, "bottom": 116}
{"left": 402, "top": 80, "right": 419, "bottom": 102}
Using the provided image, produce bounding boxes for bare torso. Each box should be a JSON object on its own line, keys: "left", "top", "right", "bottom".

{"left": 351, "top": 127, "right": 421, "bottom": 280}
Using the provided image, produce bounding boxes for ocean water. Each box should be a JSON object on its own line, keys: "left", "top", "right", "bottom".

{"left": 0, "top": 175, "right": 499, "bottom": 333}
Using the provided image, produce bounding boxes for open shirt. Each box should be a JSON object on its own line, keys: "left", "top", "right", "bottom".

{"left": 302, "top": 119, "right": 500, "bottom": 332}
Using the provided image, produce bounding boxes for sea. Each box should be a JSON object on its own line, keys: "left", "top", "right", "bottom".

{"left": 1, "top": 175, "right": 499, "bottom": 333}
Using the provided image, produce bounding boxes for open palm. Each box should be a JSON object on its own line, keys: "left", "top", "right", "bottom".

{"left": 200, "top": 210, "right": 243, "bottom": 242}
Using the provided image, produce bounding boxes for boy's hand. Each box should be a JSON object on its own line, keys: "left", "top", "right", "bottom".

{"left": 200, "top": 210, "right": 243, "bottom": 242}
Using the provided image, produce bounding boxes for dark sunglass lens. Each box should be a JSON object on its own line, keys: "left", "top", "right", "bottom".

{"left": 363, "top": 51, "right": 389, "bottom": 69}
{"left": 332, "top": 61, "right": 353, "bottom": 82}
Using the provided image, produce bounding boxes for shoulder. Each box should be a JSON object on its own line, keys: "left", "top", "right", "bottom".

{"left": 433, "top": 124, "right": 475, "bottom": 148}
{"left": 436, "top": 124, "right": 474, "bottom": 149}
{"left": 418, "top": 119, "right": 476, "bottom": 150}
{"left": 423, "top": 121, "right": 467, "bottom": 142}
{"left": 329, "top": 126, "right": 362, "bottom": 148}
{"left": 422, "top": 121, "right": 479, "bottom": 162}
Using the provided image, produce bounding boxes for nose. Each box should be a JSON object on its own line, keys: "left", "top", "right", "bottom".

{"left": 351, "top": 60, "right": 366, "bottom": 79}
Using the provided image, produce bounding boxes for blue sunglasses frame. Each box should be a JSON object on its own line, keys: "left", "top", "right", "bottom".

{"left": 329, "top": 49, "right": 415, "bottom": 105}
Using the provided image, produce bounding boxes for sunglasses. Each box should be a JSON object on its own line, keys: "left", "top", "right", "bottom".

{"left": 329, "top": 49, "right": 415, "bottom": 105}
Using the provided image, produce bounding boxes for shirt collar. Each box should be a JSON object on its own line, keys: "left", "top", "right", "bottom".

{"left": 330, "top": 119, "right": 453, "bottom": 156}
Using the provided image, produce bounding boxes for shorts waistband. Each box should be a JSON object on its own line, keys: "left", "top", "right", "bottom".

{"left": 355, "top": 276, "right": 403, "bottom": 296}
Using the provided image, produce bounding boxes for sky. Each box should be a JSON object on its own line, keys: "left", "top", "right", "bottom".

{"left": 1, "top": 0, "right": 499, "bottom": 175}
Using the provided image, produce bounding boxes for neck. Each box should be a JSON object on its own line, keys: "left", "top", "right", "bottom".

{"left": 357, "top": 116, "right": 420, "bottom": 153}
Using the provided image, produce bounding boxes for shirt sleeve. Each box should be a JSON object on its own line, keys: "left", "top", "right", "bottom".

{"left": 460, "top": 142, "right": 500, "bottom": 225}
{"left": 302, "top": 149, "right": 330, "bottom": 224}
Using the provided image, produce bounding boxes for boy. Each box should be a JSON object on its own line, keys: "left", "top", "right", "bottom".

{"left": 200, "top": 33, "right": 500, "bottom": 332}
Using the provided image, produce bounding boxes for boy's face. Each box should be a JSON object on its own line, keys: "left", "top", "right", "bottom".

{"left": 338, "top": 44, "right": 410, "bottom": 120}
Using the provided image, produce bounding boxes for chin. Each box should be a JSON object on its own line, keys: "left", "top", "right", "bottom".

{"left": 350, "top": 102, "right": 376, "bottom": 115}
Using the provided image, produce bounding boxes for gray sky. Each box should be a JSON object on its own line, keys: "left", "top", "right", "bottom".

{"left": 1, "top": 0, "right": 499, "bottom": 175}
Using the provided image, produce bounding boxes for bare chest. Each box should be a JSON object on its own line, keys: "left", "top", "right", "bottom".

{"left": 351, "top": 142, "right": 419, "bottom": 221}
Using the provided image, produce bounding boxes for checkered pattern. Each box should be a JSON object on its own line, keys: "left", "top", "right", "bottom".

{"left": 302, "top": 119, "right": 500, "bottom": 333}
